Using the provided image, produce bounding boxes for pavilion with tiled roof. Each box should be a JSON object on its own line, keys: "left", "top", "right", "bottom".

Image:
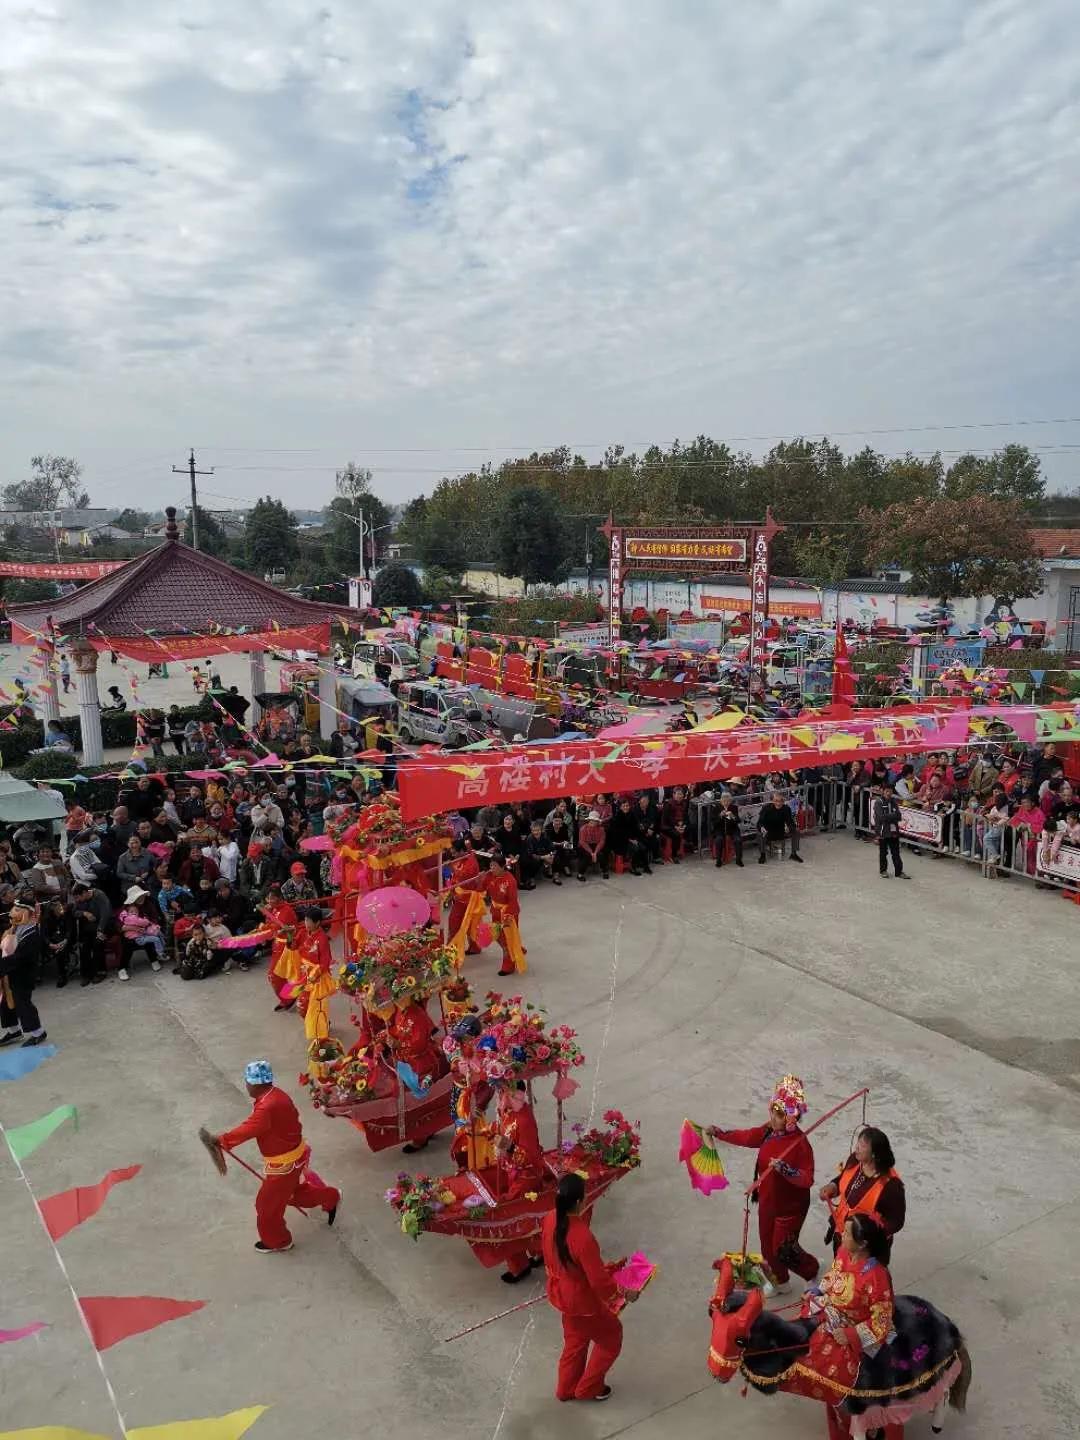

{"left": 7, "top": 507, "right": 355, "bottom": 762}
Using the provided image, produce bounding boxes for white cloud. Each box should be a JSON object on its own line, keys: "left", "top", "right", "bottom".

{"left": 2, "top": 0, "right": 1079, "bottom": 508}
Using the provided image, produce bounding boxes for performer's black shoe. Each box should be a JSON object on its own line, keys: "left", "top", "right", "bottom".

{"left": 758, "top": 854, "right": 767, "bottom": 864}
{"left": 254, "top": 1241, "right": 294, "bottom": 1254}
{"left": 327, "top": 1201, "right": 339, "bottom": 1227}
{"left": 402, "top": 1137, "right": 430, "bottom": 1154}
{"left": 500, "top": 1267, "right": 529, "bottom": 1284}
{"left": 0, "top": 1030, "right": 23, "bottom": 1047}
{"left": 735, "top": 859, "right": 744, "bottom": 867}
{"left": 21, "top": 1033, "right": 47, "bottom": 1047}
{"left": 592, "top": 1387, "right": 613, "bottom": 1402}
{"left": 789, "top": 854, "right": 804, "bottom": 863}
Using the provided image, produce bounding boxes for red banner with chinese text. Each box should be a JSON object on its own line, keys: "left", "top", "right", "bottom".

{"left": 396, "top": 702, "right": 1079, "bottom": 821}
{"left": 0, "top": 560, "right": 127, "bottom": 580}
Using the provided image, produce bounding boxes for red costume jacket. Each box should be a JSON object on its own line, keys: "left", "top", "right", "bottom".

{"left": 450, "top": 851, "right": 483, "bottom": 892}
{"left": 298, "top": 926, "right": 333, "bottom": 973}
{"left": 388, "top": 1000, "right": 443, "bottom": 1083}
{"left": 484, "top": 870, "right": 519, "bottom": 919}
{"left": 219, "top": 1086, "right": 303, "bottom": 1159}
{"left": 712, "top": 1124, "right": 814, "bottom": 1218}
{"left": 541, "top": 1212, "right": 619, "bottom": 1317}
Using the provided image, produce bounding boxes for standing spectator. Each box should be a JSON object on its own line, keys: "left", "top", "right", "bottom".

{"left": 1009, "top": 794, "right": 1043, "bottom": 875}
{"left": 633, "top": 792, "right": 660, "bottom": 866}
{"left": 167, "top": 705, "right": 187, "bottom": 754}
{"left": 871, "top": 784, "right": 908, "bottom": 879}
{"left": 68, "top": 830, "right": 111, "bottom": 890}
{"left": 758, "top": 793, "right": 803, "bottom": 864}
{"left": 213, "top": 830, "right": 241, "bottom": 884}
{"left": 59, "top": 652, "right": 72, "bottom": 694}
{"left": 576, "top": 810, "right": 608, "bottom": 882}
{"left": 69, "top": 882, "right": 112, "bottom": 985}
{"left": 0, "top": 841, "right": 25, "bottom": 888}
{"left": 179, "top": 784, "right": 207, "bottom": 827}
{"left": 0, "top": 895, "right": 46, "bottom": 1047}
{"left": 144, "top": 710, "right": 166, "bottom": 756}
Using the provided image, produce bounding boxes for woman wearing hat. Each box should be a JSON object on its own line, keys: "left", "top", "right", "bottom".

{"left": 118, "top": 886, "right": 166, "bottom": 979}
{"left": 707, "top": 1076, "right": 820, "bottom": 1293}
{"left": 0, "top": 895, "right": 47, "bottom": 1047}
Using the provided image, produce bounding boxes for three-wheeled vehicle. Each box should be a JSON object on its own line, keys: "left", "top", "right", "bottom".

{"left": 396, "top": 680, "right": 488, "bottom": 748}
{"left": 351, "top": 635, "right": 421, "bottom": 687}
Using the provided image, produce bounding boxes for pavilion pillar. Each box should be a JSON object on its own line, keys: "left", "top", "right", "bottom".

{"left": 34, "top": 641, "right": 61, "bottom": 733}
{"left": 249, "top": 650, "right": 266, "bottom": 724}
{"left": 71, "top": 640, "right": 104, "bottom": 766}
{"left": 318, "top": 663, "right": 337, "bottom": 741}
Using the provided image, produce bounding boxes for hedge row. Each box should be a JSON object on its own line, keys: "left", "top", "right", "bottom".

{"left": 0, "top": 700, "right": 214, "bottom": 769}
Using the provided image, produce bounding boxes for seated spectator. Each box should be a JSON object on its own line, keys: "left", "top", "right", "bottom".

{"left": 758, "top": 792, "right": 803, "bottom": 864}
{"left": 43, "top": 719, "right": 74, "bottom": 751}
{"left": 660, "top": 786, "right": 692, "bottom": 861}
{"left": 282, "top": 860, "right": 318, "bottom": 904}
{"left": 576, "top": 809, "right": 608, "bottom": 881}
{"left": 42, "top": 895, "right": 76, "bottom": 987}
{"left": 68, "top": 830, "right": 111, "bottom": 892}
{"left": 179, "top": 921, "right": 222, "bottom": 981}
{"left": 118, "top": 886, "right": 166, "bottom": 978}
{"left": 607, "top": 796, "right": 651, "bottom": 876}
{"left": 117, "top": 836, "right": 154, "bottom": 892}
{"left": 894, "top": 764, "right": 918, "bottom": 800}
{"left": 523, "top": 819, "right": 565, "bottom": 886}
{"left": 1010, "top": 794, "right": 1043, "bottom": 875}
{"left": 29, "top": 844, "right": 68, "bottom": 900}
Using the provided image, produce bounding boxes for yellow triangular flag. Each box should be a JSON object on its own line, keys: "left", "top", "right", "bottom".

{"left": 130, "top": 1407, "right": 269, "bottom": 1440}
{"left": 821, "top": 732, "right": 860, "bottom": 752}
{"left": 0, "top": 1430, "right": 110, "bottom": 1440}
{"left": 696, "top": 711, "right": 746, "bottom": 732}
{"left": 789, "top": 726, "right": 816, "bottom": 747}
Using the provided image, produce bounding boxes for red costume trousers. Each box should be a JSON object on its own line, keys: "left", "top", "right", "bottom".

{"left": 556, "top": 1311, "right": 623, "bottom": 1400}
{"left": 759, "top": 1205, "right": 819, "bottom": 1285}
{"left": 254, "top": 1165, "right": 339, "bottom": 1249}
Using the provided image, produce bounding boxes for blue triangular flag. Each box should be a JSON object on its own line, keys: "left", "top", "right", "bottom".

{"left": 0, "top": 1044, "right": 57, "bottom": 1082}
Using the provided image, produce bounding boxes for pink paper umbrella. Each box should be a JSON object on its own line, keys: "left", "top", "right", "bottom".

{"left": 355, "top": 885, "right": 430, "bottom": 938}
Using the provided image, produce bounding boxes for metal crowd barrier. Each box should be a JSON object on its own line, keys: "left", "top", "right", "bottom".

{"left": 850, "top": 788, "right": 1080, "bottom": 891}
{"left": 690, "top": 778, "right": 852, "bottom": 858}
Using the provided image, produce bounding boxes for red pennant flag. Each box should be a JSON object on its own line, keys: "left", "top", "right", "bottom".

{"left": 79, "top": 1295, "right": 205, "bottom": 1350}
{"left": 39, "top": 1165, "right": 142, "bottom": 1241}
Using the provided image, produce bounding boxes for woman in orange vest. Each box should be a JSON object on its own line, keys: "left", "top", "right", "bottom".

{"left": 819, "top": 1126, "right": 905, "bottom": 1261}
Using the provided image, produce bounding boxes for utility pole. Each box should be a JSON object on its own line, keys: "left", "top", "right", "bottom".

{"left": 171, "top": 448, "right": 214, "bottom": 550}
{"left": 358, "top": 505, "right": 367, "bottom": 579}
{"left": 584, "top": 522, "right": 594, "bottom": 595}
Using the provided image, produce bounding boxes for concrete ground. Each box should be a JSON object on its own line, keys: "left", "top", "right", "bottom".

{"left": 2, "top": 832, "right": 1078, "bottom": 1440}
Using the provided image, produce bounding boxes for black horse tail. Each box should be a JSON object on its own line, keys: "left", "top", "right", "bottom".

{"left": 949, "top": 1342, "right": 972, "bottom": 1414}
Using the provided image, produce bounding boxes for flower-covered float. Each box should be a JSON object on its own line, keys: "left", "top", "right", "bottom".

{"left": 385, "top": 992, "right": 641, "bottom": 1271}
{"left": 303, "top": 923, "right": 461, "bottom": 1153}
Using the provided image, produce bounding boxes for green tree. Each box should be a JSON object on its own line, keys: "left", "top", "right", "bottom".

{"left": 183, "top": 505, "right": 230, "bottom": 558}
{"left": 495, "top": 485, "right": 568, "bottom": 591}
{"left": 944, "top": 444, "right": 1044, "bottom": 510}
{"left": 2, "top": 454, "right": 90, "bottom": 512}
{"left": 393, "top": 495, "right": 429, "bottom": 555}
{"left": 417, "top": 508, "right": 468, "bottom": 577}
{"left": 244, "top": 496, "right": 299, "bottom": 573}
{"left": 793, "top": 530, "right": 858, "bottom": 617}
{"left": 863, "top": 496, "right": 1043, "bottom": 605}
{"left": 325, "top": 462, "right": 391, "bottom": 574}
{"left": 372, "top": 561, "right": 422, "bottom": 608}
{"left": 114, "top": 508, "right": 154, "bottom": 534}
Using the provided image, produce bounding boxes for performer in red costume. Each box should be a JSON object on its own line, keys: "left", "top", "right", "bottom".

{"left": 493, "top": 1081, "right": 545, "bottom": 1284}
{"left": 217, "top": 1059, "right": 340, "bottom": 1253}
{"left": 447, "top": 839, "right": 484, "bottom": 955}
{"left": 294, "top": 904, "right": 333, "bottom": 1027}
{"left": 707, "top": 1075, "right": 819, "bottom": 1292}
{"left": 800, "top": 1214, "right": 897, "bottom": 1440}
{"left": 484, "top": 850, "right": 526, "bottom": 976}
{"left": 387, "top": 997, "right": 445, "bottom": 1089}
{"left": 259, "top": 886, "right": 298, "bottom": 1008}
{"left": 541, "top": 1172, "right": 636, "bottom": 1402}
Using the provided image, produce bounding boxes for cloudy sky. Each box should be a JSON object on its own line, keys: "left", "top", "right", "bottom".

{"left": 3, "top": 0, "right": 1080, "bottom": 513}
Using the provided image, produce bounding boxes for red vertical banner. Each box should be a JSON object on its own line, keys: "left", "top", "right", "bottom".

{"left": 747, "top": 528, "right": 769, "bottom": 683}
{"left": 608, "top": 527, "right": 623, "bottom": 642}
